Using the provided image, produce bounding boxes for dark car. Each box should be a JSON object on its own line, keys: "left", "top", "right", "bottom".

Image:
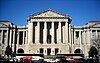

{"left": 85, "top": 58, "right": 98, "bottom": 63}
{"left": 20, "top": 58, "right": 32, "bottom": 63}
{"left": 73, "top": 58, "right": 85, "bottom": 63}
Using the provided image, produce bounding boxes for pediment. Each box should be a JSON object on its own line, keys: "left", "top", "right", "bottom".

{"left": 32, "top": 9, "right": 66, "bottom": 17}
{"left": 90, "top": 23, "right": 100, "bottom": 27}
{"left": 0, "top": 23, "right": 7, "bottom": 27}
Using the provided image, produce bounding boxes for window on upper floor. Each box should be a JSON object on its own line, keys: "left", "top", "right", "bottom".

{"left": 0, "top": 30, "right": 1, "bottom": 42}
{"left": 76, "top": 31, "right": 79, "bottom": 38}
{"left": 97, "top": 30, "right": 100, "bottom": 38}
{"left": 19, "top": 31, "right": 23, "bottom": 45}
{"left": 92, "top": 30, "right": 96, "bottom": 39}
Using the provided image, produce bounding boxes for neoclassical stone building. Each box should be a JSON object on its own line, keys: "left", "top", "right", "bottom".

{"left": 0, "top": 9, "right": 100, "bottom": 57}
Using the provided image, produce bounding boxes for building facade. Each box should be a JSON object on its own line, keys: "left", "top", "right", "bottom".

{"left": 0, "top": 9, "right": 100, "bottom": 57}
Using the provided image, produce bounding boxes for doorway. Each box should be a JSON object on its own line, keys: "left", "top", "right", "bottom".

{"left": 47, "top": 48, "right": 51, "bottom": 55}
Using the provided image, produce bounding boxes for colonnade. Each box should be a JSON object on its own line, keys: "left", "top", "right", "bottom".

{"left": 28, "top": 21, "right": 69, "bottom": 44}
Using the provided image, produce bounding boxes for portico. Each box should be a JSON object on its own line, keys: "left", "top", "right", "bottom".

{"left": 27, "top": 8, "right": 71, "bottom": 55}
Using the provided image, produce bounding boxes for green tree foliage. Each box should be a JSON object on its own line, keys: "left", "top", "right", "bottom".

{"left": 89, "top": 46, "right": 98, "bottom": 57}
{"left": 5, "top": 45, "right": 12, "bottom": 57}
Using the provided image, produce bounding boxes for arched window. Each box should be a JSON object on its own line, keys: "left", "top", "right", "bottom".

{"left": 74, "top": 49, "right": 83, "bottom": 53}
{"left": 17, "top": 48, "right": 24, "bottom": 53}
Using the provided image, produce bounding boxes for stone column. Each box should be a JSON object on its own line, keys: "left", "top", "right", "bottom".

{"left": 9, "top": 29, "right": 12, "bottom": 47}
{"left": 12, "top": 28, "right": 15, "bottom": 52}
{"left": 13, "top": 29, "right": 15, "bottom": 45}
{"left": 96, "top": 30, "right": 97, "bottom": 37}
{"left": 6, "top": 28, "right": 9, "bottom": 45}
{"left": 0, "top": 30, "right": 2, "bottom": 44}
{"left": 87, "top": 29, "right": 91, "bottom": 44}
{"left": 62, "top": 22, "right": 65, "bottom": 44}
{"left": 26, "top": 30, "right": 28, "bottom": 44}
{"left": 65, "top": 22, "right": 68, "bottom": 44}
{"left": 83, "top": 30, "right": 87, "bottom": 57}
{"left": 79, "top": 31, "right": 82, "bottom": 50}
{"left": 44, "top": 22, "right": 47, "bottom": 44}
{"left": 35, "top": 22, "right": 40, "bottom": 44}
{"left": 17, "top": 31, "right": 19, "bottom": 48}
{"left": 1, "top": 30, "right": 3, "bottom": 44}
{"left": 28, "top": 21, "right": 33, "bottom": 44}
{"left": 23, "top": 31, "right": 25, "bottom": 44}
{"left": 58, "top": 22, "right": 61, "bottom": 43}
{"left": 52, "top": 22, "right": 54, "bottom": 44}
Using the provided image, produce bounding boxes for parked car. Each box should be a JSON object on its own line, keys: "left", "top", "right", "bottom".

{"left": 85, "top": 58, "right": 99, "bottom": 63}
{"left": 73, "top": 56, "right": 85, "bottom": 63}
{"left": 73, "top": 58, "right": 85, "bottom": 63}
{"left": 20, "top": 58, "right": 32, "bottom": 62}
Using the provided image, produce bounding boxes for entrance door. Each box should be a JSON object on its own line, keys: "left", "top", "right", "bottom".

{"left": 47, "top": 48, "right": 51, "bottom": 55}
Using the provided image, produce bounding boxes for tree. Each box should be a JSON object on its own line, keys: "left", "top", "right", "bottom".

{"left": 5, "top": 45, "right": 12, "bottom": 57}
{"left": 89, "top": 46, "right": 98, "bottom": 57}
{"left": 92, "top": 35, "right": 100, "bottom": 55}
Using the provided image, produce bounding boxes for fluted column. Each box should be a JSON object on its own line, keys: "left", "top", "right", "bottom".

{"left": 52, "top": 22, "right": 54, "bottom": 44}
{"left": 44, "top": 22, "right": 47, "bottom": 44}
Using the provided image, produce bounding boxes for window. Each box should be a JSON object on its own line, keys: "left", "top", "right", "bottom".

{"left": 2, "top": 30, "right": 7, "bottom": 44}
{"left": 55, "top": 48, "right": 59, "bottom": 55}
{"left": 19, "top": 31, "right": 23, "bottom": 45}
{"left": 47, "top": 48, "right": 51, "bottom": 55}
{"left": 0, "top": 30, "right": 1, "bottom": 42}
{"left": 76, "top": 31, "right": 79, "bottom": 38}
{"left": 47, "top": 35, "right": 51, "bottom": 44}
{"left": 40, "top": 48, "right": 43, "bottom": 54}
{"left": 92, "top": 30, "right": 96, "bottom": 38}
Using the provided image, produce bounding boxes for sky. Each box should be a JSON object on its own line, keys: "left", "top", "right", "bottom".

{"left": 0, "top": 0, "right": 100, "bottom": 26}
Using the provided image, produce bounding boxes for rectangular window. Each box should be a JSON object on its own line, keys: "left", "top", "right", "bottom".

{"left": 47, "top": 48, "right": 51, "bottom": 55}
{"left": 19, "top": 31, "right": 23, "bottom": 45}
{"left": 40, "top": 48, "right": 43, "bottom": 54}
{"left": 92, "top": 30, "right": 96, "bottom": 38}
{"left": 97, "top": 30, "right": 100, "bottom": 38}
{"left": 76, "top": 31, "right": 79, "bottom": 38}
{"left": 2, "top": 30, "right": 7, "bottom": 44}
{"left": 55, "top": 48, "right": 59, "bottom": 55}
{"left": 0, "top": 30, "right": 1, "bottom": 42}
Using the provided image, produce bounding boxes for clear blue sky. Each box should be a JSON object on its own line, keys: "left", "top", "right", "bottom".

{"left": 0, "top": 0, "right": 100, "bottom": 26}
